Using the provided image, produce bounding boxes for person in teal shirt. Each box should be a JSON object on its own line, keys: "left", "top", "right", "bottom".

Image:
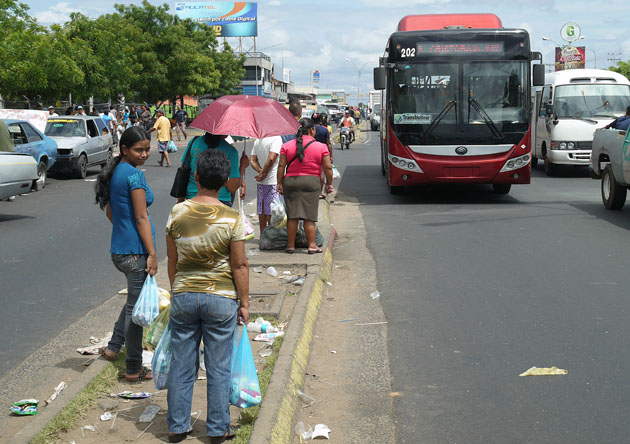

{"left": 181, "top": 133, "right": 241, "bottom": 206}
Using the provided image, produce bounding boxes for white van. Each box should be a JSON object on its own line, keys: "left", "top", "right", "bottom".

{"left": 533, "top": 69, "right": 630, "bottom": 175}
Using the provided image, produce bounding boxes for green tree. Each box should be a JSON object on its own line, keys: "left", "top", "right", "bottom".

{"left": 609, "top": 61, "right": 630, "bottom": 80}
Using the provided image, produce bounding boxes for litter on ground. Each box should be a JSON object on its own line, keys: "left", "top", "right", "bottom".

{"left": 116, "top": 391, "right": 153, "bottom": 399}
{"left": 519, "top": 366, "right": 568, "bottom": 376}
{"left": 44, "top": 381, "right": 67, "bottom": 405}
{"left": 370, "top": 291, "right": 380, "bottom": 299}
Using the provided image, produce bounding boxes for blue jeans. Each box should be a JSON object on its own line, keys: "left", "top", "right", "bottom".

{"left": 108, "top": 254, "right": 147, "bottom": 374}
{"left": 167, "top": 292, "right": 238, "bottom": 436}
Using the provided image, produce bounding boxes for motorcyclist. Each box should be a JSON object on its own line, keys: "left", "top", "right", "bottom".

{"left": 338, "top": 110, "right": 356, "bottom": 143}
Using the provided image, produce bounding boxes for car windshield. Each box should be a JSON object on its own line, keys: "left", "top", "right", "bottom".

{"left": 45, "top": 119, "right": 86, "bottom": 137}
{"left": 554, "top": 84, "right": 630, "bottom": 118}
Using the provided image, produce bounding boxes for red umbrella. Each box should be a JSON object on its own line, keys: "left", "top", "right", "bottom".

{"left": 190, "top": 95, "right": 300, "bottom": 139}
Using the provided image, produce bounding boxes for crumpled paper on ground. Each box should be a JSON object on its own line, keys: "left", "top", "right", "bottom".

{"left": 519, "top": 366, "right": 568, "bottom": 376}
{"left": 76, "top": 332, "right": 113, "bottom": 355}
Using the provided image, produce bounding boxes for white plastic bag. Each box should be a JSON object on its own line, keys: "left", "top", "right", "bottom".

{"left": 237, "top": 194, "right": 255, "bottom": 240}
{"left": 332, "top": 164, "right": 340, "bottom": 179}
{"left": 132, "top": 275, "right": 160, "bottom": 327}
{"left": 270, "top": 194, "right": 287, "bottom": 229}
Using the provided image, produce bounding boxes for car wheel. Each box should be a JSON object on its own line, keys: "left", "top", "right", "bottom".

{"left": 544, "top": 157, "right": 555, "bottom": 176}
{"left": 601, "top": 165, "right": 627, "bottom": 210}
{"left": 531, "top": 156, "right": 538, "bottom": 168}
{"left": 33, "top": 162, "right": 47, "bottom": 191}
{"left": 75, "top": 154, "right": 88, "bottom": 179}
{"left": 101, "top": 150, "right": 113, "bottom": 168}
{"left": 492, "top": 183, "right": 511, "bottom": 194}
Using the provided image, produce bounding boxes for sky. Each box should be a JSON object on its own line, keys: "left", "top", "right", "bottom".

{"left": 21, "top": 0, "right": 630, "bottom": 105}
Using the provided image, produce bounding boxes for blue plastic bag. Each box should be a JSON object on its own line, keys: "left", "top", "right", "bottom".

{"left": 132, "top": 275, "right": 160, "bottom": 327}
{"left": 152, "top": 321, "right": 172, "bottom": 390}
{"left": 167, "top": 140, "right": 177, "bottom": 153}
{"left": 230, "top": 325, "right": 262, "bottom": 408}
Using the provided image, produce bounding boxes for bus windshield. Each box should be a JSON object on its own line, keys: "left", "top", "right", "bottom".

{"left": 390, "top": 60, "right": 528, "bottom": 145}
{"left": 554, "top": 84, "right": 630, "bottom": 119}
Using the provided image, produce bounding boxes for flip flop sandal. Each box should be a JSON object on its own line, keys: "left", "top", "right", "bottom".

{"left": 307, "top": 248, "right": 323, "bottom": 254}
{"left": 125, "top": 367, "right": 153, "bottom": 382}
{"left": 285, "top": 248, "right": 295, "bottom": 254}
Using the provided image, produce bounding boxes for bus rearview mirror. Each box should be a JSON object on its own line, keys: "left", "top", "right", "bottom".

{"left": 374, "top": 67, "right": 386, "bottom": 90}
{"left": 533, "top": 64, "right": 545, "bottom": 87}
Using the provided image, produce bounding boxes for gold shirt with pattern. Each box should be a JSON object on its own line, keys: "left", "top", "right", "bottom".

{"left": 165, "top": 200, "right": 245, "bottom": 299}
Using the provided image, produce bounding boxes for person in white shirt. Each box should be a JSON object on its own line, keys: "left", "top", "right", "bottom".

{"left": 48, "top": 106, "right": 58, "bottom": 117}
{"left": 250, "top": 136, "right": 282, "bottom": 232}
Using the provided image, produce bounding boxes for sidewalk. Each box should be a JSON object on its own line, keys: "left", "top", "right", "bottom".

{"left": 16, "top": 198, "right": 336, "bottom": 444}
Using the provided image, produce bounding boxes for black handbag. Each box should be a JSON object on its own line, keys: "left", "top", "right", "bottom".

{"left": 169, "top": 136, "right": 198, "bottom": 198}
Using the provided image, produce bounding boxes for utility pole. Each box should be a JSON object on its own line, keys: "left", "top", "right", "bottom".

{"left": 608, "top": 52, "right": 622, "bottom": 65}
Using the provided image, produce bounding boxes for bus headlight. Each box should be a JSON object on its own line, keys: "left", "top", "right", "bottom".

{"left": 559, "top": 142, "right": 567, "bottom": 149}
{"left": 388, "top": 153, "right": 423, "bottom": 173}
{"left": 500, "top": 153, "right": 531, "bottom": 172}
{"left": 567, "top": 142, "right": 575, "bottom": 149}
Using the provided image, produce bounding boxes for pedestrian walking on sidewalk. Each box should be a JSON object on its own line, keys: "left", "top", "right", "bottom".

{"left": 277, "top": 118, "right": 334, "bottom": 254}
{"left": 250, "top": 136, "right": 281, "bottom": 232}
{"left": 147, "top": 108, "right": 172, "bottom": 167}
{"left": 94, "top": 126, "right": 157, "bottom": 382}
{"left": 174, "top": 105, "right": 188, "bottom": 141}
{"left": 178, "top": 132, "right": 241, "bottom": 206}
{"left": 165, "top": 149, "right": 250, "bottom": 443}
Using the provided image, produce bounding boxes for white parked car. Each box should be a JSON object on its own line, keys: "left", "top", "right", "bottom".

{"left": 0, "top": 152, "right": 37, "bottom": 200}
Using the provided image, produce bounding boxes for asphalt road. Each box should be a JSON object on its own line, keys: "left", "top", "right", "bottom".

{"left": 333, "top": 129, "right": 630, "bottom": 443}
{"left": 0, "top": 140, "right": 257, "bottom": 378}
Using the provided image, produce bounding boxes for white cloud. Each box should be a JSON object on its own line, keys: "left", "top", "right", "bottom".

{"left": 35, "top": 2, "right": 79, "bottom": 24}
{"left": 268, "top": 0, "right": 281, "bottom": 5}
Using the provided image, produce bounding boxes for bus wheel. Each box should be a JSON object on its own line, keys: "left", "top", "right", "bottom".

{"left": 531, "top": 157, "right": 538, "bottom": 169}
{"left": 492, "top": 184, "right": 511, "bottom": 194}
{"left": 544, "top": 158, "right": 555, "bottom": 176}
{"left": 380, "top": 150, "right": 386, "bottom": 176}
{"left": 601, "top": 165, "right": 626, "bottom": 210}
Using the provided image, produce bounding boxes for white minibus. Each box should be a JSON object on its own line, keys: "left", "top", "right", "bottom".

{"left": 533, "top": 69, "right": 630, "bottom": 175}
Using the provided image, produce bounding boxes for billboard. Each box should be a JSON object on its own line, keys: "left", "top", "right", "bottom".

{"left": 174, "top": 2, "right": 257, "bottom": 37}
{"left": 555, "top": 46, "right": 585, "bottom": 71}
{"left": 312, "top": 70, "right": 320, "bottom": 84}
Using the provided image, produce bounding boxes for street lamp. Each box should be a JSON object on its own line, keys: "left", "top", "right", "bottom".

{"left": 345, "top": 57, "right": 374, "bottom": 107}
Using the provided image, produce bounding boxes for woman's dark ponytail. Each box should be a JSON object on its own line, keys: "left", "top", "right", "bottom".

{"left": 94, "top": 126, "right": 148, "bottom": 210}
{"left": 95, "top": 156, "right": 122, "bottom": 209}
{"left": 296, "top": 127, "right": 304, "bottom": 161}
{"left": 296, "top": 118, "right": 314, "bottom": 162}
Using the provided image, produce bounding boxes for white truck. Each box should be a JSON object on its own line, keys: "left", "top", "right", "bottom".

{"left": 590, "top": 127, "right": 630, "bottom": 209}
{"left": 533, "top": 69, "right": 630, "bottom": 175}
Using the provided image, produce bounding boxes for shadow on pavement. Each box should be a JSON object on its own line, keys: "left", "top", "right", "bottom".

{"left": 571, "top": 202, "right": 630, "bottom": 231}
{"left": 336, "top": 165, "right": 519, "bottom": 206}
{"left": 0, "top": 213, "right": 35, "bottom": 223}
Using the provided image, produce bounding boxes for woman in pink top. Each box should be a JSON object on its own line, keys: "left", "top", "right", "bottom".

{"left": 277, "top": 118, "right": 334, "bottom": 254}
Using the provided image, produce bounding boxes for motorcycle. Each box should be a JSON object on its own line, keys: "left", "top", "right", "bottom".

{"left": 339, "top": 126, "right": 352, "bottom": 150}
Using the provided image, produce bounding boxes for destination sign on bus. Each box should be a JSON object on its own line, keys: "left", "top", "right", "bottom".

{"left": 415, "top": 42, "right": 504, "bottom": 56}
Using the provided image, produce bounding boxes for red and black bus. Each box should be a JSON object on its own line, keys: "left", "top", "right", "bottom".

{"left": 374, "top": 13, "right": 544, "bottom": 194}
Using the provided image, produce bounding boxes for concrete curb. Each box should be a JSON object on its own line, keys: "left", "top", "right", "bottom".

{"left": 250, "top": 200, "right": 337, "bottom": 444}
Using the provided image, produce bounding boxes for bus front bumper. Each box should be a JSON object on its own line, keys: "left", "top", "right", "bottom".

{"left": 546, "top": 150, "right": 591, "bottom": 166}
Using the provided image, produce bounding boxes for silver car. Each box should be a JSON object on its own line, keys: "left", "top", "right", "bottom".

{"left": 45, "top": 115, "right": 114, "bottom": 178}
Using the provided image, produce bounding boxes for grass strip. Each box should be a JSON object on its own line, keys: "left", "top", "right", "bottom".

{"left": 30, "top": 354, "right": 125, "bottom": 444}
